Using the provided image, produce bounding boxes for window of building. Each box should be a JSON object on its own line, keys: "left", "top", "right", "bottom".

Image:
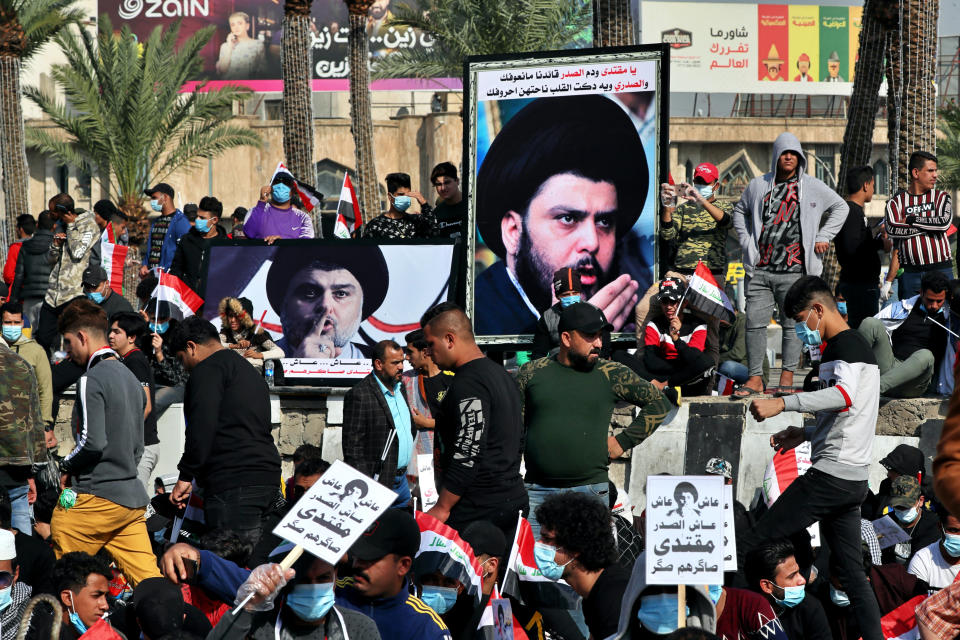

{"left": 874, "top": 160, "right": 889, "bottom": 195}
{"left": 719, "top": 160, "right": 752, "bottom": 198}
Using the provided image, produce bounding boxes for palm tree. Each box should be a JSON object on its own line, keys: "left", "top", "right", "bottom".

{"left": 370, "top": 0, "right": 591, "bottom": 80}
{"left": 282, "top": 0, "right": 318, "bottom": 208}
{"left": 0, "top": 0, "right": 83, "bottom": 257}
{"left": 938, "top": 103, "right": 960, "bottom": 191}
{"left": 24, "top": 15, "right": 261, "bottom": 238}
{"left": 345, "top": 0, "right": 380, "bottom": 222}
{"left": 592, "top": 0, "right": 634, "bottom": 47}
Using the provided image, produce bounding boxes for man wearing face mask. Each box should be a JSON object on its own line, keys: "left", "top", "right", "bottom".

{"left": 745, "top": 539, "right": 831, "bottom": 640}
{"left": 170, "top": 196, "right": 228, "bottom": 292}
{"left": 243, "top": 173, "right": 316, "bottom": 242}
{"left": 139, "top": 183, "right": 190, "bottom": 278}
{"left": 908, "top": 504, "right": 960, "bottom": 595}
{"left": 858, "top": 270, "right": 955, "bottom": 397}
{"left": 363, "top": 173, "right": 437, "bottom": 240}
{"left": 81, "top": 265, "right": 133, "bottom": 319}
{"left": 1, "top": 301, "right": 53, "bottom": 438}
{"left": 49, "top": 552, "right": 114, "bottom": 640}
{"left": 208, "top": 553, "right": 381, "bottom": 640}
{"left": 0, "top": 529, "right": 31, "bottom": 640}
{"left": 143, "top": 300, "right": 189, "bottom": 419}
{"left": 517, "top": 302, "right": 671, "bottom": 537}
{"left": 531, "top": 268, "right": 611, "bottom": 359}
{"left": 746, "top": 275, "right": 884, "bottom": 640}
{"left": 879, "top": 476, "right": 939, "bottom": 565}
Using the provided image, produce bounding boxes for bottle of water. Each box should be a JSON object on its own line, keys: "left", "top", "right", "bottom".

{"left": 264, "top": 360, "right": 275, "bottom": 387}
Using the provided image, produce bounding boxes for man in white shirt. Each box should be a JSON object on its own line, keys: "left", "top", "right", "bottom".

{"left": 908, "top": 506, "right": 960, "bottom": 594}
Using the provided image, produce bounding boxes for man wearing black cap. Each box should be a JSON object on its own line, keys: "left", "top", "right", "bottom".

{"left": 82, "top": 265, "right": 133, "bottom": 319}
{"left": 473, "top": 94, "right": 644, "bottom": 337}
{"left": 340, "top": 509, "right": 453, "bottom": 640}
{"left": 121, "top": 577, "right": 211, "bottom": 640}
{"left": 637, "top": 276, "right": 715, "bottom": 394}
{"left": 266, "top": 244, "right": 389, "bottom": 359}
{"left": 531, "top": 267, "right": 611, "bottom": 359}
{"left": 879, "top": 476, "right": 939, "bottom": 566}
{"left": 139, "top": 183, "right": 190, "bottom": 278}
{"left": 518, "top": 302, "right": 671, "bottom": 537}
{"left": 864, "top": 444, "right": 929, "bottom": 520}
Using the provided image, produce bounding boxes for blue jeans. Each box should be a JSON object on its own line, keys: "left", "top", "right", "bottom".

{"left": 718, "top": 360, "right": 749, "bottom": 384}
{"left": 391, "top": 468, "right": 411, "bottom": 509}
{"left": 525, "top": 481, "right": 609, "bottom": 540}
{"left": 8, "top": 484, "right": 30, "bottom": 535}
{"left": 899, "top": 266, "right": 953, "bottom": 301}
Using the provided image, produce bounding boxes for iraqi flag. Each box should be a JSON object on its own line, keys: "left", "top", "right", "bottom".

{"left": 413, "top": 511, "right": 484, "bottom": 601}
{"left": 881, "top": 595, "right": 925, "bottom": 639}
{"left": 100, "top": 227, "right": 128, "bottom": 296}
{"left": 334, "top": 173, "right": 363, "bottom": 239}
{"left": 151, "top": 268, "right": 203, "bottom": 318}
{"left": 684, "top": 261, "right": 736, "bottom": 325}
{"left": 501, "top": 516, "right": 579, "bottom": 609}
{"left": 271, "top": 161, "right": 324, "bottom": 212}
{"left": 761, "top": 441, "right": 812, "bottom": 506}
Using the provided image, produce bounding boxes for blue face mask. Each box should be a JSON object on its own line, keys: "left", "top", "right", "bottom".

{"left": 67, "top": 594, "right": 88, "bottom": 634}
{"left": 285, "top": 582, "right": 335, "bottom": 621}
{"left": 559, "top": 294, "right": 581, "bottom": 308}
{"left": 1, "top": 326, "right": 21, "bottom": 343}
{"left": 707, "top": 584, "right": 723, "bottom": 604}
{"left": 697, "top": 184, "right": 715, "bottom": 199}
{"left": 86, "top": 291, "right": 105, "bottom": 304}
{"left": 829, "top": 585, "right": 850, "bottom": 607}
{"left": 150, "top": 321, "right": 169, "bottom": 334}
{"left": 772, "top": 584, "right": 806, "bottom": 608}
{"left": 943, "top": 529, "right": 960, "bottom": 557}
{"left": 894, "top": 505, "right": 919, "bottom": 523}
{"left": 534, "top": 542, "right": 572, "bottom": 581}
{"left": 150, "top": 199, "right": 162, "bottom": 212}
{"left": 0, "top": 586, "right": 11, "bottom": 611}
{"left": 794, "top": 309, "right": 822, "bottom": 347}
{"left": 837, "top": 301, "right": 847, "bottom": 315}
{"left": 420, "top": 585, "right": 459, "bottom": 614}
{"left": 195, "top": 218, "right": 211, "bottom": 233}
{"left": 393, "top": 195, "right": 412, "bottom": 212}
{"left": 636, "top": 593, "right": 686, "bottom": 634}
{"left": 272, "top": 183, "right": 292, "bottom": 203}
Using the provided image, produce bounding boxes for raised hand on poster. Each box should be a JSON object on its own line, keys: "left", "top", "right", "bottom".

{"left": 587, "top": 274, "right": 640, "bottom": 330}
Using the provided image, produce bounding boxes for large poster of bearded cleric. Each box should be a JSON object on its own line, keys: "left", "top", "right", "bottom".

{"left": 466, "top": 45, "right": 668, "bottom": 343}
{"left": 202, "top": 239, "right": 456, "bottom": 382}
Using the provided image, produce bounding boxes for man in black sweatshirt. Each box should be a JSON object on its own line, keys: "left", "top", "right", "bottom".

{"left": 166, "top": 316, "right": 281, "bottom": 552}
{"left": 421, "top": 302, "right": 527, "bottom": 546}
{"left": 835, "top": 166, "right": 890, "bottom": 329}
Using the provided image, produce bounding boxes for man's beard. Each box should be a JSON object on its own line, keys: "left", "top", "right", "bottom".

{"left": 568, "top": 349, "right": 599, "bottom": 372}
{"left": 281, "top": 304, "right": 363, "bottom": 350}
{"left": 515, "top": 228, "right": 607, "bottom": 312}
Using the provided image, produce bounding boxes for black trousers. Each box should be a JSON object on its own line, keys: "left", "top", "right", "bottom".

{"left": 737, "top": 468, "right": 883, "bottom": 640}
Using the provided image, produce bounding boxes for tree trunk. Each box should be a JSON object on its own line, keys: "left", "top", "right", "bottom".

{"left": 838, "top": 0, "right": 890, "bottom": 196}
{"left": 592, "top": 0, "right": 635, "bottom": 47}
{"left": 282, "top": 7, "right": 318, "bottom": 194}
{"left": 0, "top": 56, "right": 29, "bottom": 262}
{"left": 887, "top": 0, "right": 938, "bottom": 190}
{"left": 346, "top": 4, "right": 380, "bottom": 223}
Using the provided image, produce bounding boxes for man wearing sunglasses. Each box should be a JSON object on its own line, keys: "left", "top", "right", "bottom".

{"left": 0, "top": 529, "right": 30, "bottom": 640}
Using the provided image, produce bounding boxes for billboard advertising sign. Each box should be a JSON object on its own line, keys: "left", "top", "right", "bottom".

{"left": 642, "top": 2, "right": 863, "bottom": 95}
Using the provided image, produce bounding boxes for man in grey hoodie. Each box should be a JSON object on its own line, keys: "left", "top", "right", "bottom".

{"left": 732, "top": 132, "right": 848, "bottom": 394}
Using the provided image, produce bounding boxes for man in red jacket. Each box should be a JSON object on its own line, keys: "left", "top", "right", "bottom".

{"left": 3, "top": 215, "right": 35, "bottom": 299}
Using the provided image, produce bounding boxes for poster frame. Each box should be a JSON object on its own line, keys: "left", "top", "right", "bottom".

{"left": 463, "top": 44, "right": 670, "bottom": 346}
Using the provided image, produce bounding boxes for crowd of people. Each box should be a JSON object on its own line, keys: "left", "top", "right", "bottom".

{"left": 0, "top": 133, "right": 959, "bottom": 640}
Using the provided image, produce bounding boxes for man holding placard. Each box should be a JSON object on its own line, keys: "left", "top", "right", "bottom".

{"left": 747, "top": 275, "right": 884, "bottom": 640}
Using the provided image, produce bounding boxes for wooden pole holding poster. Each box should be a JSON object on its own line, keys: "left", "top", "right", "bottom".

{"left": 677, "top": 584, "right": 686, "bottom": 628}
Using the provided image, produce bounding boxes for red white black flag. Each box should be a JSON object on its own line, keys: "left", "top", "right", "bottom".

{"left": 334, "top": 173, "right": 363, "bottom": 238}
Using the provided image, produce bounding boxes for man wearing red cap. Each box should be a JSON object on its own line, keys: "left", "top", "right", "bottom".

{"left": 794, "top": 53, "right": 813, "bottom": 82}
{"left": 659, "top": 162, "right": 731, "bottom": 283}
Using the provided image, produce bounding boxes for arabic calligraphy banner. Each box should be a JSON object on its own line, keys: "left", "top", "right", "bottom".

{"left": 273, "top": 460, "right": 397, "bottom": 564}
{"left": 645, "top": 475, "right": 724, "bottom": 585}
{"left": 465, "top": 45, "right": 667, "bottom": 344}
{"left": 201, "top": 239, "right": 457, "bottom": 383}
{"left": 99, "top": 0, "right": 458, "bottom": 91}
{"left": 642, "top": 1, "right": 863, "bottom": 95}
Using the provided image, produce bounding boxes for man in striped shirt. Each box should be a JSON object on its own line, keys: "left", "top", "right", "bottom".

{"left": 885, "top": 151, "right": 953, "bottom": 300}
